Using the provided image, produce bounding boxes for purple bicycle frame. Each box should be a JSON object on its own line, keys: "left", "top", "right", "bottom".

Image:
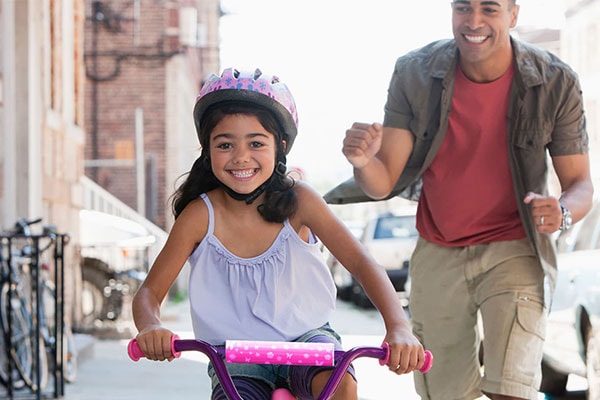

{"left": 129, "top": 338, "right": 432, "bottom": 400}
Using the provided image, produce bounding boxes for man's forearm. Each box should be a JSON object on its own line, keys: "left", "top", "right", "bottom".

{"left": 353, "top": 158, "right": 396, "bottom": 200}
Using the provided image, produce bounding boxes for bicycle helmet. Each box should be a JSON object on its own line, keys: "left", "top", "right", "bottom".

{"left": 193, "top": 68, "right": 298, "bottom": 154}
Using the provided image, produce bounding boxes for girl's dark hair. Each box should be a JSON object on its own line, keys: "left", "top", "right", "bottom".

{"left": 171, "top": 101, "right": 298, "bottom": 223}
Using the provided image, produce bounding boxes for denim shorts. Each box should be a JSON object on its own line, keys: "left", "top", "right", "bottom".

{"left": 409, "top": 237, "right": 546, "bottom": 400}
{"left": 207, "top": 324, "right": 355, "bottom": 393}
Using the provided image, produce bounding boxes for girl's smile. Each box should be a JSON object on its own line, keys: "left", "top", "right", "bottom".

{"left": 210, "top": 113, "right": 277, "bottom": 194}
{"left": 229, "top": 168, "right": 259, "bottom": 179}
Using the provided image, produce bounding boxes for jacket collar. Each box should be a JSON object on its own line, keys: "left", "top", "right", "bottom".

{"left": 428, "top": 36, "right": 544, "bottom": 88}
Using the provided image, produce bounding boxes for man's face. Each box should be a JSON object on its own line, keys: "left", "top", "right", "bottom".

{"left": 451, "top": 0, "right": 520, "bottom": 66}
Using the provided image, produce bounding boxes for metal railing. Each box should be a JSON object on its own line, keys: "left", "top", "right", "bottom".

{"left": 0, "top": 232, "right": 68, "bottom": 399}
{"left": 80, "top": 177, "right": 190, "bottom": 301}
{"left": 80, "top": 176, "right": 168, "bottom": 262}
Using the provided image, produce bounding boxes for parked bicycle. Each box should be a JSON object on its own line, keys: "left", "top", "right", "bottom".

{"left": 128, "top": 335, "right": 433, "bottom": 400}
{"left": 38, "top": 227, "right": 78, "bottom": 384}
{"left": 0, "top": 217, "right": 76, "bottom": 397}
{"left": 0, "top": 218, "right": 48, "bottom": 392}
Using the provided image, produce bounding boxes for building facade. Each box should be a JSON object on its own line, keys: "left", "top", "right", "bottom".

{"left": 563, "top": 0, "right": 600, "bottom": 176}
{"left": 1, "top": 0, "right": 221, "bottom": 329}
{"left": 83, "top": 0, "right": 220, "bottom": 230}
{"left": 1, "top": 0, "right": 87, "bottom": 322}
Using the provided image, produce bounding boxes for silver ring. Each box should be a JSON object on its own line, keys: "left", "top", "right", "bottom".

{"left": 540, "top": 216, "right": 545, "bottom": 225}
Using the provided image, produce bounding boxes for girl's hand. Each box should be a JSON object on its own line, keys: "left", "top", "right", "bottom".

{"left": 383, "top": 327, "right": 426, "bottom": 375}
{"left": 134, "top": 326, "right": 177, "bottom": 362}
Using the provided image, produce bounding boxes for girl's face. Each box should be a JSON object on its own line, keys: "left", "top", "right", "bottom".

{"left": 209, "top": 113, "right": 277, "bottom": 195}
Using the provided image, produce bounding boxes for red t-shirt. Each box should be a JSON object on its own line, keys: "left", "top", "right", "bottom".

{"left": 417, "top": 64, "right": 526, "bottom": 246}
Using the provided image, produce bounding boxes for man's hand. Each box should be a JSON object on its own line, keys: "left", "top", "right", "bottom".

{"left": 342, "top": 122, "right": 383, "bottom": 169}
{"left": 524, "top": 192, "right": 562, "bottom": 234}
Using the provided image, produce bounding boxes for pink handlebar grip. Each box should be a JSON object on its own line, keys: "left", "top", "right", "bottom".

{"left": 378, "top": 342, "right": 433, "bottom": 373}
{"left": 225, "top": 340, "right": 335, "bottom": 366}
{"left": 128, "top": 334, "right": 181, "bottom": 361}
{"left": 421, "top": 350, "right": 433, "bottom": 373}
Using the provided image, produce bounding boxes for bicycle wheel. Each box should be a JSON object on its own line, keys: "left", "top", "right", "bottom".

{"left": 63, "top": 324, "right": 78, "bottom": 383}
{"left": 41, "top": 278, "right": 77, "bottom": 384}
{"left": 0, "top": 283, "right": 11, "bottom": 388}
{"left": 0, "top": 282, "right": 32, "bottom": 388}
{"left": 0, "top": 283, "right": 48, "bottom": 390}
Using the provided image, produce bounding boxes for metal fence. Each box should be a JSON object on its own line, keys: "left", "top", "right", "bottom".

{"left": 0, "top": 232, "right": 68, "bottom": 399}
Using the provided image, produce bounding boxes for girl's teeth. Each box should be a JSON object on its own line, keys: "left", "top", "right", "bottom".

{"left": 232, "top": 170, "right": 254, "bottom": 178}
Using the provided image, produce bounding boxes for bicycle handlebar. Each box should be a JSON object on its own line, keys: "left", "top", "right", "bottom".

{"left": 128, "top": 334, "right": 182, "bottom": 362}
{"left": 128, "top": 336, "right": 432, "bottom": 372}
{"left": 14, "top": 217, "right": 43, "bottom": 235}
{"left": 128, "top": 336, "right": 433, "bottom": 399}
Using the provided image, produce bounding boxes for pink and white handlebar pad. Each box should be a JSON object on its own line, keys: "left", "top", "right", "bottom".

{"left": 225, "top": 340, "right": 336, "bottom": 366}
{"left": 128, "top": 336, "right": 433, "bottom": 373}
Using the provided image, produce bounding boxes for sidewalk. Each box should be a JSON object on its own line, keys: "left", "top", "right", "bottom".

{"left": 66, "top": 300, "right": 206, "bottom": 400}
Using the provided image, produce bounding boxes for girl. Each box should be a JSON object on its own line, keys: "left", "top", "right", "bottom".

{"left": 132, "top": 68, "right": 425, "bottom": 400}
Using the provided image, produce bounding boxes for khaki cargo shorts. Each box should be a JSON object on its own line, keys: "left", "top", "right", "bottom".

{"left": 409, "top": 237, "right": 546, "bottom": 400}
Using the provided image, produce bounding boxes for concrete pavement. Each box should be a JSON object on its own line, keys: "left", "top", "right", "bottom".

{"left": 66, "top": 299, "right": 208, "bottom": 399}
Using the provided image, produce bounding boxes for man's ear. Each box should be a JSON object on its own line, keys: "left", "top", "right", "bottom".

{"left": 510, "top": 4, "right": 520, "bottom": 28}
{"left": 282, "top": 139, "right": 287, "bottom": 153}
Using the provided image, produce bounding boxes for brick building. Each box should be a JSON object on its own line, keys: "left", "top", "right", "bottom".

{"left": 83, "top": 0, "right": 220, "bottom": 230}
{"left": 1, "top": 0, "right": 221, "bottom": 335}
{"left": 1, "top": 0, "right": 87, "bottom": 326}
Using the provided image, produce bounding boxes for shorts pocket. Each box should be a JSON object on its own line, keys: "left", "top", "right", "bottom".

{"left": 504, "top": 294, "right": 546, "bottom": 386}
{"left": 516, "top": 295, "right": 546, "bottom": 341}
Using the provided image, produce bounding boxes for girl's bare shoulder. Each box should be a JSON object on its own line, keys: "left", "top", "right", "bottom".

{"left": 180, "top": 196, "right": 209, "bottom": 215}
{"left": 293, "top": 180, "right": 323, "bottom": 202}
{"left": 292, "top": 181, "right": 333, "bottom": 223}
{"left": 174, "top": 196, "right": 209, "bottom": 241}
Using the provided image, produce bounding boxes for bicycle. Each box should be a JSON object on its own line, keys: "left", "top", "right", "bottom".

{"left": 38, "top": 227, "right": 78, "bottom": 385}
{"left": 0, "top": 218, "right": 48, "bottom": 392}
{"left": 0, "top": 217, "right": 76, "bottom": 396}
{"left": 40, "top": 263, "right": 78, "bottom": 384}
{"left": 128, "top": 335, "right": 433, "bottom": 400}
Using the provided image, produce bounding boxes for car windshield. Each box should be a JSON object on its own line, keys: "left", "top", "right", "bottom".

{"left": 373, "top": 215, "right": 418, "bottom": 239}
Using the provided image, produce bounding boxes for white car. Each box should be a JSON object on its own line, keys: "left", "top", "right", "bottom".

{"left": 346, "top": 211, "right": 418, "bottom": 308}
{"left": 540, "top": 202, "right": 600, "bottom": 399}
{"left": 326, "top": 221, "right": 364, "bottom": 301}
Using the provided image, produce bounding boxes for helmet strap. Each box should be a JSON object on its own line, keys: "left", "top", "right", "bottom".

{"left": 220, "top": 179, "right": 268, "bottom": 204}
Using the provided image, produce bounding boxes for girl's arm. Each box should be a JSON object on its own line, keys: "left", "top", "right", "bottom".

{"left": 293, "top": 182, "right": 424, "bottom": 374}
{"left": 131, "top": 199, "right": 208, "bottom": 361}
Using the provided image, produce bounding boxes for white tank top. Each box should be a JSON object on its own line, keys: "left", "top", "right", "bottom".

{"left": 188, "top": 194, "right": 337, "bottom": 345}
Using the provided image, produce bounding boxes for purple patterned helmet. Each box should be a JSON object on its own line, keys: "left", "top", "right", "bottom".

{"left": 193, "top": 68, "right": 298, "bottom": 154}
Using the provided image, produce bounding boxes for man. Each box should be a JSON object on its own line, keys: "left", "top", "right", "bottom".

{"left": 324, "top": 1, "right": 593, "bottom": 399}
